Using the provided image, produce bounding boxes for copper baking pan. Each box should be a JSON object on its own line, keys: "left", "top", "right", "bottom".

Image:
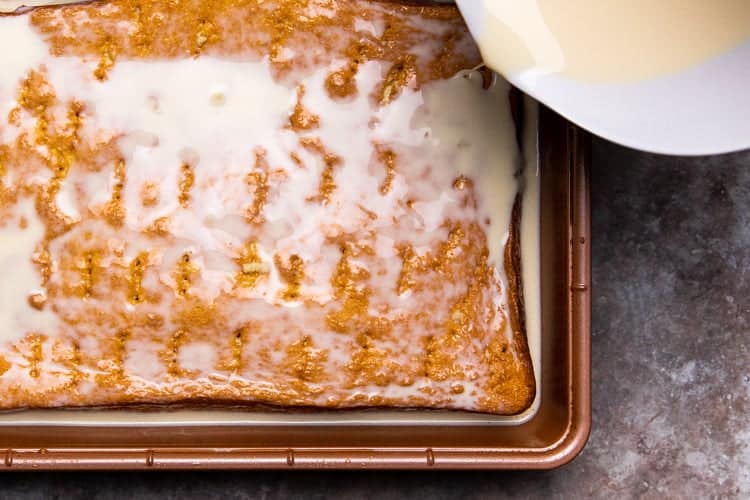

{"left": 0, "top": 105, "right": 590, "bottom": 470}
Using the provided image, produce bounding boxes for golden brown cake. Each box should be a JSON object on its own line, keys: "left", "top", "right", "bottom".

{"left": 0, "top": 0, "right": 535, "bottom": 414}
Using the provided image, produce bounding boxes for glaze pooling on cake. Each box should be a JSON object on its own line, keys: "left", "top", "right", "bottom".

{"left": 0, "top": 0, "right": 534, "bottom": 414}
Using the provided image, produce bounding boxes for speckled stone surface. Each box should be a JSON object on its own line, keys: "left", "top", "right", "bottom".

{"left": 1, "top": 139, "right": 749, "bottom": 499}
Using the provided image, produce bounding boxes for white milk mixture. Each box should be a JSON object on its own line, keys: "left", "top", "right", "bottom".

{"left": 0, "top": 4, "right": 541, "bottom": 423}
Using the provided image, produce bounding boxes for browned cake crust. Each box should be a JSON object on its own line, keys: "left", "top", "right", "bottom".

{"left": 504, "top": 197, "right": 536, "bottom": 413}
{"left": 0, "top": 0, "right": 536, "bottom": 414}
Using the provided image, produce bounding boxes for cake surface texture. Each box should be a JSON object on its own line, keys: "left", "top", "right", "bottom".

{"left": 0, "top": 0, "right": 535, "bottom": 414}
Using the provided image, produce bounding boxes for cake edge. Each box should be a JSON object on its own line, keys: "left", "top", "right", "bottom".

{"left": 501, "top": 194, "right": 536, "bottom": 415}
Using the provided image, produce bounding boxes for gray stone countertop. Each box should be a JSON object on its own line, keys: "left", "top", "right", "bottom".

{"left": 2, "top": 139, "right": 749, "bottom": 499}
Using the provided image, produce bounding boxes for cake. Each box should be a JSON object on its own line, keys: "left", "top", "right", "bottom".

{"left": 0, "top": 0, "right": 535, "bottom": 414}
